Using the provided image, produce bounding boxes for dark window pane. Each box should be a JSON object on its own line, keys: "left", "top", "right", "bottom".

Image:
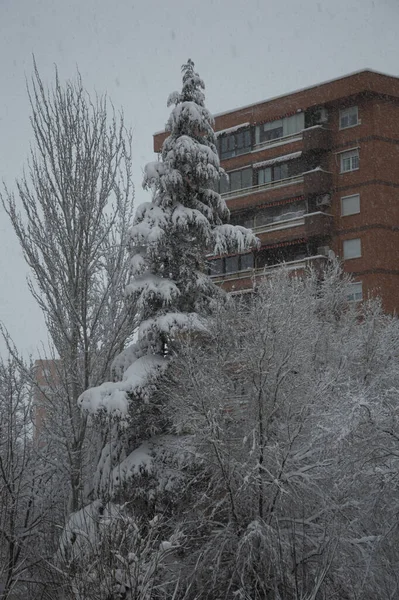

{"left": 228, "top": 135, "right": 235, "bottom": 151}
{"left": 219, "top": 176, "right": 229, "bottom": 195}
{"left": 256, "top": 210, "right": 273, "bottom": 226}
{"left": 241, "top": 168, "right": 252, "bottom": 189}
{"left": 280, "top": 163, "right": 289, "bottom": 179}
{"left": 240, "top": 253, "right": 254, "bottom": 270}
{"left": 210, "top": 259, "right": 223, "bottom": 275}
{"left": 288, "top": 160, "right": 302, "bottom": 177}
{"left": 258, "top": 167, "right": 272, "bottom": 185}
{"left": 242, "top": 215, "right": 254, "bottom": 228}
{"left": 226, "top": 255, "right": 239, "bottom": 273}
{"left": 230, "top": 171, "right": 241, "bottom": 191}
{"left": 236, "top": 132, "right": 244, "bottom": 149}
{"left": 263, "top": 126, "right": 283, "bottom": 142}
{"left": 244, "top": 130, "right": 251, "bottom": 147}
{"left": 274, "top": 165, "right": 282, "bottom": 181}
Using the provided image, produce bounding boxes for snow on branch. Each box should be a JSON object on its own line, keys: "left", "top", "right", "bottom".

{"left": 212, "top": 224, "right": 260, "bottom": 256}
{"left": 79, "top": 354, "right": 167, "bottom": 417}
{"left": 125, "top": 274, "right": 180, "bottom": 307}
{"left": 139, "top": 312, "right": 208, "bottom": 340}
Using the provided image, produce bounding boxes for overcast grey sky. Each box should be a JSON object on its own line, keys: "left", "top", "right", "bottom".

{"left": 0, "top": 0, "right": 398, "bottom": 355}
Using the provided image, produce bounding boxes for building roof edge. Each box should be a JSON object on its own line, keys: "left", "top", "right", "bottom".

{"left": 212, "top": 69, "right": 399, "bottom": 120}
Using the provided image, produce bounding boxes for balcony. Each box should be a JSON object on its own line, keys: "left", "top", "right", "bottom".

{"left": 252, "top": 211, "right": 332, "bottom": 246}
{"left": 252, "top": 130, "right": 303, "bottom": 153}
{"left": 221, "top": 174, "right": 304, "bottom": 201}
{"left": 303, "top": 168, "right": 332, "bottom": 196}
{"left": 211, "top": 254, "right": 329, "bottom": 287}
{"left": 303, "top": 126, "right": 332, "bottom": 152}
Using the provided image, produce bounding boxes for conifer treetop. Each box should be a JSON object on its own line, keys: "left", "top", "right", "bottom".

{"left": 79, "top": 59, "right": 258, "bottom": 420}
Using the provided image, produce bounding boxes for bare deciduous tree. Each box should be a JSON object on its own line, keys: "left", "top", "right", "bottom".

{"left": 2, "top": 62, "right": 136, "bottom": 515}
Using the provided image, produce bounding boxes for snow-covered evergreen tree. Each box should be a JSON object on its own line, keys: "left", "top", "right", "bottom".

{"left": 59, "top": 61, "right": 257, "bottom": 598}
{"left": 79, "top": 59, "right": 257, "bottom": 420}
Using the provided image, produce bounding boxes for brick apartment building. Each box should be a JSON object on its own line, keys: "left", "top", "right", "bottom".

{"left": 154, "top": 69, "right": 399, "bottom": 312}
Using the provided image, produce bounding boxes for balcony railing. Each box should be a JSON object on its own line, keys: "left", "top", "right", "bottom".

{"left": 221, "top": 174, "right": 304, "bottom": 200}
{"left": 253, "top": 131, "right": 303, "bottom": 152}
{"left": 249, "top": 211, "right": 332, "bottom": 239}
{"left": 257, "top": 254, "right": 328, "bottom": 273}
{"left": 211, "top": 254, "right": 329, "bottom": 283}
{"left": 252, "top": 213, "right": 305, "bottom": 235}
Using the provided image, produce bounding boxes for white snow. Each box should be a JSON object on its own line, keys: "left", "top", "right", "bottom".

{"left": 125, "top": 274, "right": 180, "bottom": 306}
{"left": 112, "top": 441, "right": 154, "bottom": 488}
{"left": 215, "top": 122, "right": 250, "bottom": 137}
{"left": 253, "top": 151, "right": 302, "bottom": 169}
{"left": 138, "top": 312, "right": 208, "bottom": 339}
{"left": 212, "top": 224, "right": 260, "bottom": 256}
{"left": 79, "top": 354, "right": 167, "bottom": 416}
{"left": 57, "top": 500, "right": 121, "bottom": 563}
{"left": 302, "top": 167, "right": 331, "bottom": 174}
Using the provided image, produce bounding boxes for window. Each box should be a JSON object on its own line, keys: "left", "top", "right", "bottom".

{"left": 340, "top": 149, "right": 359, "bottom": 173}
{"left": 219, "top": 129, "right": 251, "bottom": 159}
{"left": 255, "top": 113, "right": 304, "bottom": 145}
{"left": 343, "top": 238, "right": 361, "bottom": 259}
{"left": 209, "top": 258, "right": 223, "bottom": 275}
{"left": 240, "top": 253, "right": 254, "bottom": 270}
{"left": 257, "top": 163, "right": 289, "bottom": 185}
{"left": 254, "top": 201, "right": 307, "bottom": 227}
{"left": 341, "top": 193, "right": 360, "bottom": 216}
{"left": 340, "top": 106, "right": 358, "bottom": 129}
{"left": 256, "top": 158, "right": 302, "bottom": 186}
{"left": 231, "top": 213, "right": 254, "bottom": 229}
{"left": 347, "top": 281, "right": 363, "bottom": 302}
{"left": 225, "top": 255, "right": 239, "bottom": 274}
{"left": 208, "top": 253, "right": 254, "bottom": 276}
{"left": 220, "top": 167, "right": 252, "bottom": 195}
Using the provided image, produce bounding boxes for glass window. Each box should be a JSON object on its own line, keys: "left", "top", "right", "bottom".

{"left": 219, "top": 129, "right": 251, "bottom": 159}
{"left": 241, "top": 215, "right": 254, "bottom": 228}
{"left": 340, "top": 149, "right": 359, "bottom": 173}
{"left": 209, "top": 258, "right": 223, "bottom": 275}
{"left": 225, "top": 255, "right": 239, "bottom": 273}
{"left": 340, "top": 106, "right": 359, "bottom": 129}
{"left": 219, "top": 175, "right": 229, "bottom": 195}
{"left": 343, "top": 238, "right": 361, "bottom": 259}
{"left": 230, "top": 171, "right": 241, "bottom": 191}
{"left": 341, "top": 194, "right": 360, "bottom": 216}
{"left": 255, "top": 113, "right": 304, "bottom": 145}
{"left": 257, "top": 161, "right": 291, "bottom": 185}
{"left": 283, "top": 112, "right": 305, "bottom": 136}
{"left": 274, "top": 163, "right": 289, "bottom": 181}
{"left": 240, "top": 253, "right": 254, "bottom": 270}
{"left": 347, "top": 282, "right": 363, "bottom": 302}
{"left": 222, "top": 167, "right": 253, "bottom": 195}
{"left": 257, "top": 167, "right": 272, "bottom": 185}
{"left": 241, "top": 168, "right": 252, "bottom": 189}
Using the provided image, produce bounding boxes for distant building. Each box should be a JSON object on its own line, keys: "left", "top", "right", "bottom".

{"left": 33, "top": 359, "right": 59, "bottom": 445}
{"left": 154, "top": 69, "right": 399, "bottom": 311}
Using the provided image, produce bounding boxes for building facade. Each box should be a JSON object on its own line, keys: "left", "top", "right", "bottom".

{"left": 154, "top": 70, "right": 399, "bottom": 312}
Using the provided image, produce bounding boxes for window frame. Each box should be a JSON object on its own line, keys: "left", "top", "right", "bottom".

{"left": 343, "top": 238, "right": 362, "bottom": 260}
{"left": 208, "top": 252, "right": 255, "bottom": 276}
{"left": 340, "top": 148, "right": 359, "bottom": 173}
{"left": 255, "top": 113, "right": 305, "bottom": 145}
{"left": 221, "top": 167, "right": 253, "bottom": 195}
{"left": 341, "top": 193, "right": 360, "bottom": 217}
{"left": 347, "top": 281, "right": 363, "bottom": 302}
{"left": 218, "top": 128, "right": 251, "bottom": 159}
{"left": 339, "top": 106, "right": 359, "bottom": 130}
